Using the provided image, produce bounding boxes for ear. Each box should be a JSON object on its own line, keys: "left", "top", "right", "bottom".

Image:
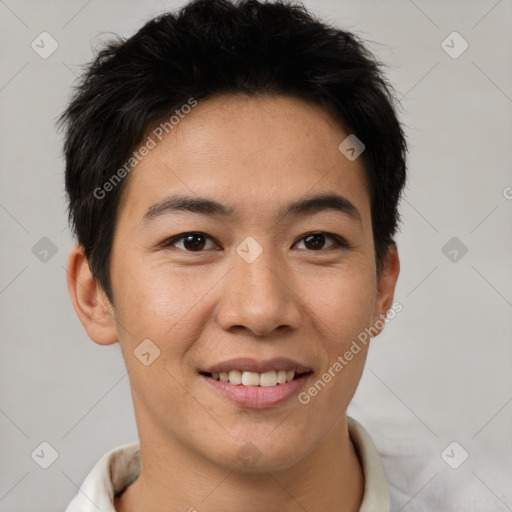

{"left": 371, "top": 243, "right": 400, "bottom": 336}
{"left": 66, "top": 244, "right": 118, "bottom": 346}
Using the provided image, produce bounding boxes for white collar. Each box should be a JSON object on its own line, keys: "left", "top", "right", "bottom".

{"left": 65, "top": 416, "right": 389, "bottom": 511}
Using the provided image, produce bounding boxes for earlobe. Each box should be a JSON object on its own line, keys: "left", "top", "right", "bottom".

{"left": 371, "top": 244, "right": 400, "bottom": 336}
{"left": 66, "top": 244, "right": 118, "bottom": 346}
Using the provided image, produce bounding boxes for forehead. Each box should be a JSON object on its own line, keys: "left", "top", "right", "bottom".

{"left": 118, "top": 94, "right": 370, "bottom": 225}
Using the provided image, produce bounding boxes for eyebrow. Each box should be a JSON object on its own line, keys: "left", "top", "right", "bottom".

{"left": 142, "top": 192, "right": 361, "bottom": 225}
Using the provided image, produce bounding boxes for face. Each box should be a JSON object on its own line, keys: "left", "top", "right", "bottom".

{"left": 92, "top": 94, "right": 397, "bottom": 471}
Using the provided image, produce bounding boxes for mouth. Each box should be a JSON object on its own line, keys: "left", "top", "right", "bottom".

{"left": 198, "top": 357, "right": 313, "bottom": 408}
{"left": 199, "top": 369, "right": 311, "bottom": 387}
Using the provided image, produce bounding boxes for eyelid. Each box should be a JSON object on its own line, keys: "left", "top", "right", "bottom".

{"left": 160, "top": 232, "right": 221, "bottom": 250}
{"left": 161, "top": 231, "right": 350, "bottom": 251}
{"left": 298, "top": 232, "right": 351, "bottom": 249}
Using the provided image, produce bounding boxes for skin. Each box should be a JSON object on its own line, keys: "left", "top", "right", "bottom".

{"left": 67, "top": 93, "right": 399, "bottom": 512}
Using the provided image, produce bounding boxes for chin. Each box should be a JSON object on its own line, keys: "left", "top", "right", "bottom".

{"left": 209, "top": 434, "right": 311, "bottom": 474}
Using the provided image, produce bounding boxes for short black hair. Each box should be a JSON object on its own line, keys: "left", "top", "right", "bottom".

{"left": 58, "top": 0, "right": 407, "bottom": 304}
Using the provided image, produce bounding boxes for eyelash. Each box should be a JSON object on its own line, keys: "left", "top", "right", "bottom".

{"left": 160, "top": 231, "right": 350, "bottom": 252}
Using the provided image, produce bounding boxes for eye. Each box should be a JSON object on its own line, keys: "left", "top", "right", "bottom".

{"left": 294, "top": 232, "right": 348, "bottom": 251}
{"left": 161, "top": 232, "right": 220, "bottom": 252}
{"left": 161, "top": 231, "right": 349, "bottom": 253}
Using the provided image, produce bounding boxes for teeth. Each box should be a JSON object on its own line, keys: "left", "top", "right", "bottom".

{"left": 241, "top": 371, "right": 261, "bottom": 386}
{"left": 210, "top": 369, "right": 299, "bottom": 386}
{"left": 277, "top": 370, "right": 287, "bottom": 384}
{"left": 259, "top": 371, "right": 277, "bottom": 387}
{"left": 228, "top": 370, "right": 242, "bottom": 385}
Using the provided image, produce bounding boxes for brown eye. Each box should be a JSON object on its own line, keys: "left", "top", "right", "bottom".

{"left": 295, "top": 232, "right": 347, "bottom": 251}
{"left": 163, "top": 232, "right": 219, "bottom": 252}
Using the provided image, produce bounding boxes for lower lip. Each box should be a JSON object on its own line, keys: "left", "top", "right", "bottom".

{"left": 201, "top": 373, "right": 311, "bottom": 408}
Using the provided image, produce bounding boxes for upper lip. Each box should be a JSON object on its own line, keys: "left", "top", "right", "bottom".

{"left": 202, "top": 357, "right": 312, "bottom": 375}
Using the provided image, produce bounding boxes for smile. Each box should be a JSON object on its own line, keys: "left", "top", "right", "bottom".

{"left": 200, "top": 371, "right": 312, "bottom": 408}
{"left": 207, "top": 369, "right": 301, "bottom": 387}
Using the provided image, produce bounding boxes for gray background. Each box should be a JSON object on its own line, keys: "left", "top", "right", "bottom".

{"left": 0, "top": 0, "right": 511, "bottom": 510}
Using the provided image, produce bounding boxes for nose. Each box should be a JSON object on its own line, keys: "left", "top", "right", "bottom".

{"left": 214, "top": 246, "right": 302, "bottom": 338}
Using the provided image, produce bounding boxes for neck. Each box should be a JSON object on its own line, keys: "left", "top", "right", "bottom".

{"left": 115, "top": 418, "right": 364, "bottom": 512}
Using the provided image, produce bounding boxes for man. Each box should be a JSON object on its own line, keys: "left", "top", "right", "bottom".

{"left": 60, "top": 0, "right": 406, "bottom": 510}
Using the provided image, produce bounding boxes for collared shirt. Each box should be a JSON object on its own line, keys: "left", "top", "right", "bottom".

{"left": 64, "top": 416, "right": 389, "bottom": 512}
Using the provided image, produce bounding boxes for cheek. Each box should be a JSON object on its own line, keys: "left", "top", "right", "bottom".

{"left": 301, "top": 264, "right": 377, "bottom": 344}
{"left": 297, "top": 273, "right": 375, "bottom": 422}
{"left": 298, "top": 265, "right": 376, "bottom": 402}
{"left": 112, "top": 265, "right": 203, "bottom": 410}
{"left": 113, "top": 258, "right": 201, "bottom": 335}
